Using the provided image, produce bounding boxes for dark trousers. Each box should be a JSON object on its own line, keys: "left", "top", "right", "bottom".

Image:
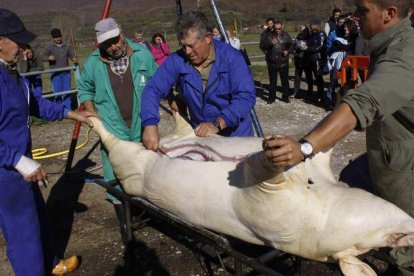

{"left": 304, "top": 61, "right": 325, "bottom": 101}
{"left": 293, "top": 65, "right": 305, "bottom": 95}
{"left": 267, "top": 64, "right": 290, "bottom": 101}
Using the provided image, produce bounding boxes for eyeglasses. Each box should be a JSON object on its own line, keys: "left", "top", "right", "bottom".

{"left": 275, "top": 27, "right": 282, "bottom": 31}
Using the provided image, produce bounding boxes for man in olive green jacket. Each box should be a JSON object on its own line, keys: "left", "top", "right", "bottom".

{"left": 263, "top": 0, "right": 414, "bottom": 274}
{"left": 77, "top": 18, "right": 157, "bottom": 207}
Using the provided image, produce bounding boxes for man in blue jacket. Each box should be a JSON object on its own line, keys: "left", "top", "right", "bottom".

{"left": 0, "top": 9, "right": 93, "bottom": 276}
{"left": 140, "top": 10, "right": 256, "bottom": 150}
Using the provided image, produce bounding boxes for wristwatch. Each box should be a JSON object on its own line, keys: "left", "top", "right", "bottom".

{"left": 299, "top": 138, "right": 314, "bottom": 161}
{"left": 212, "top": 120, "right": 222, "bottom": 132}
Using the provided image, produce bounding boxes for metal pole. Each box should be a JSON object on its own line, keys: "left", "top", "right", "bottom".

{"left": 209, "top": 0, "right": 264, "bottom": 138}
{"left": 176, "top": 0, "right": 183, "bottom": 16}
{"left": 101, "top": 0, "right": 112, "bottom": 19}
{"left": 65, "top": 0, "right": 113, "bottom": 172}
{"left": 210, "top": 0, "right": 229, "bottom": 44}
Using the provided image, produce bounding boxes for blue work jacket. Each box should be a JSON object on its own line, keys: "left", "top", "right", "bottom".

{"left": 0, "top": 65, "right": 67, "bottom": 182}
{"left": 140, "top": 39, "right": 256, "bottom": 137}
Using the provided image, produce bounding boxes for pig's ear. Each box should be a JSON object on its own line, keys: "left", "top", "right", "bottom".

{"left": 338, "top": 255, "right": 376, "bottom": 276}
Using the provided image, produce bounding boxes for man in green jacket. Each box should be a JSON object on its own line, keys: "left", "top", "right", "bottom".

{"left": 263, "top": 0, "right": 414, "bottom": 274}
{"left": 77, "top": 17, "right": 157, "bottom": 237}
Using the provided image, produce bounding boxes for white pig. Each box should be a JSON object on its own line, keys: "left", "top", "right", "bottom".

{"left": 89, "top": 115, "right": 414, "bottom": 276}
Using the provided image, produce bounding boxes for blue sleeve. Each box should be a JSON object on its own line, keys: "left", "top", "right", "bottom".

{"left": 140, "top": 55, "right": 179, "bottom": 126}
{"left": 219, "top": 50, "right": 256, "bottom": 128}
{"left": 0, "top": 139, "right": 23, "bottom": 168}
{"left": 32, "top": 75, "right": 43, "bottom": 98}
{"left": 326, "top": 32, "right": 337, "bottom": 54}
{"left": 28, "top": 78, "right": 66, "bottom": 121}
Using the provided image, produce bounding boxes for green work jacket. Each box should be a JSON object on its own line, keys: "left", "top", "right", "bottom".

{"left": 78, "top": 39, "right": 157, "bottom": 181}
{"left": 342, "top": 18, "right": 414, "bottom": 215}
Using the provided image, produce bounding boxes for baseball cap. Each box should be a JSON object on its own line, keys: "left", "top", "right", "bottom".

{"left": 95, "top": 18, "right": 121, "bottom": 44}
{"left": 0, "top": 9, "right": 36, "bottom": 45}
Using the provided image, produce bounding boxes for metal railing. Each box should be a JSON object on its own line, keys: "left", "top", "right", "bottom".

{"left": 20, "top": 66, "right": 79, "bottom": 99}
{"left": 240, "top": 41, "right": 265, "bottom": 61}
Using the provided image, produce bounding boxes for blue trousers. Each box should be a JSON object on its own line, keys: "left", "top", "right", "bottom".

{"left": 0, "top": 176, "right": 54, "bottom": 276}
{"left": 51, "top": 71, "right": 72, "bottom": 109}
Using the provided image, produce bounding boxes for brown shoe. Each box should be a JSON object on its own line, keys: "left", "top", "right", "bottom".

{"left": 51, "top": 256, "right": 80, "bottom": 275}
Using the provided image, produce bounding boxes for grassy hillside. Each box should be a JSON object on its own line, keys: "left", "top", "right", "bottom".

{"left": 4, "top": 0, "right": 354, "bottom": 94}
{"left": 7, "top": 0, "right": 354, "bottom": 50}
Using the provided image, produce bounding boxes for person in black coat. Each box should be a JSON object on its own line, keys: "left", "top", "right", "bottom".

{"left": 261, "top": 20, "right": 293, "bottom": 103}
{"left": 303, "top": 19, "right": 327, "bottom": 104}
{"left": 293, "top": 25, "right": 310, "bottom": 98}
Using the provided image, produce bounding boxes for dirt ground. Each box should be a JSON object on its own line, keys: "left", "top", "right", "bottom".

{"left": 0, "top": 80, "right": 370, "bottom": 275}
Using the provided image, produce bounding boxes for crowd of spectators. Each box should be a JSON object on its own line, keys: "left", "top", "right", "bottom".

{"left": 3, "top": 2, "right": 414, "bottom": 275}
{"left": 259, "top": 8, "right": 376, "bottom": 111}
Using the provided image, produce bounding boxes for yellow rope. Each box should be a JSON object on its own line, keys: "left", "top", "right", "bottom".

{"left": 32, "top": 127, "right": 92, "bottom": 160}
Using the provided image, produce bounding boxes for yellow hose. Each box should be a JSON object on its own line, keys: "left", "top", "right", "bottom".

{"left": 32, "top": 127, "right": 92, "bottom": 160}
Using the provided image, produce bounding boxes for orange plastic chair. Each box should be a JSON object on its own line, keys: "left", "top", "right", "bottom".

{"left": 336, "top": 55, "right": 370, "bottom": 89}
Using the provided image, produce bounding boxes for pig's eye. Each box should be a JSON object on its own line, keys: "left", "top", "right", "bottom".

{"left": 308, "top": 178, "right": 314, "bottom": 185}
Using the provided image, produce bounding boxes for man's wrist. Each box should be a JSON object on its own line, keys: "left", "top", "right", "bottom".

{"left": 298, "top": 138, "right": 314, "bottom": 161}
{"left": 142, "top": 118, "right": 160, "bottom": 128}
{"left": 212, "top": 120, "right": 222, "bottom": 132}
{"left": 15, "top": 155, "right": 41, "bottom": 177}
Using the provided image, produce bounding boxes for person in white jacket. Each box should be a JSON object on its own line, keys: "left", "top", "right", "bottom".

{"left": 226, "top": 28, "right": 240, "bottom": 50}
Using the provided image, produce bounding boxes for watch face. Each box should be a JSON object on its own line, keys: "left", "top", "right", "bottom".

{"left": 301, "top": 142, "right": 313, "bottom": 156}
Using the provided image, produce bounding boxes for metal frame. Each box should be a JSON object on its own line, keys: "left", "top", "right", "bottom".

{"left": 21, "top": 66, "right": 79, "bottom": 99}
{"left": 94, "top": 179, "right": 297, "bottom": 275}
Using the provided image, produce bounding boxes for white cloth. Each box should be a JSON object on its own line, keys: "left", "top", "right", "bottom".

{"left": 229, "top": 37, "right": 241, "bottom": 50}
{"left": 15, "top": 155, "right": 41, "bottom": 178}
{"left": 325, "top": 37, "right": 348, "bottom": 72}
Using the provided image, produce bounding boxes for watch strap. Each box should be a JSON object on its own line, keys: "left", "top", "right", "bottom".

{"left": 299, "top": 138, "right": 314, "bottom": 160}
{"left": 213, "top": 120, "right": 222, "bottom": 131}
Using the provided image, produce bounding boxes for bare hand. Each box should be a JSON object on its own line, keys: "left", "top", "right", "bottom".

{"left": 143, "top": 125, "right": 160, "bottom": 150}
{"left": 169, "top": 100, "right": 179, "bottom": 113}
{"left": 48, "top": 55, "right": 56, "bottom": 61}
{"left": 263, "top": 135, "right": 304, "bottom": 168}
{"left": 67, "top": 110, "right": 97, "bottom": 127}
{"left": 25, "top": 166, "right": 47, "bottom": 184}
{"left": 194, "top": 122, "right": 219, "bottom": 137}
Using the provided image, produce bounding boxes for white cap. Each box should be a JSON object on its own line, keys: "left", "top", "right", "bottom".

{"left": 95, "top": 17, "right": 120, "bottom": 44}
